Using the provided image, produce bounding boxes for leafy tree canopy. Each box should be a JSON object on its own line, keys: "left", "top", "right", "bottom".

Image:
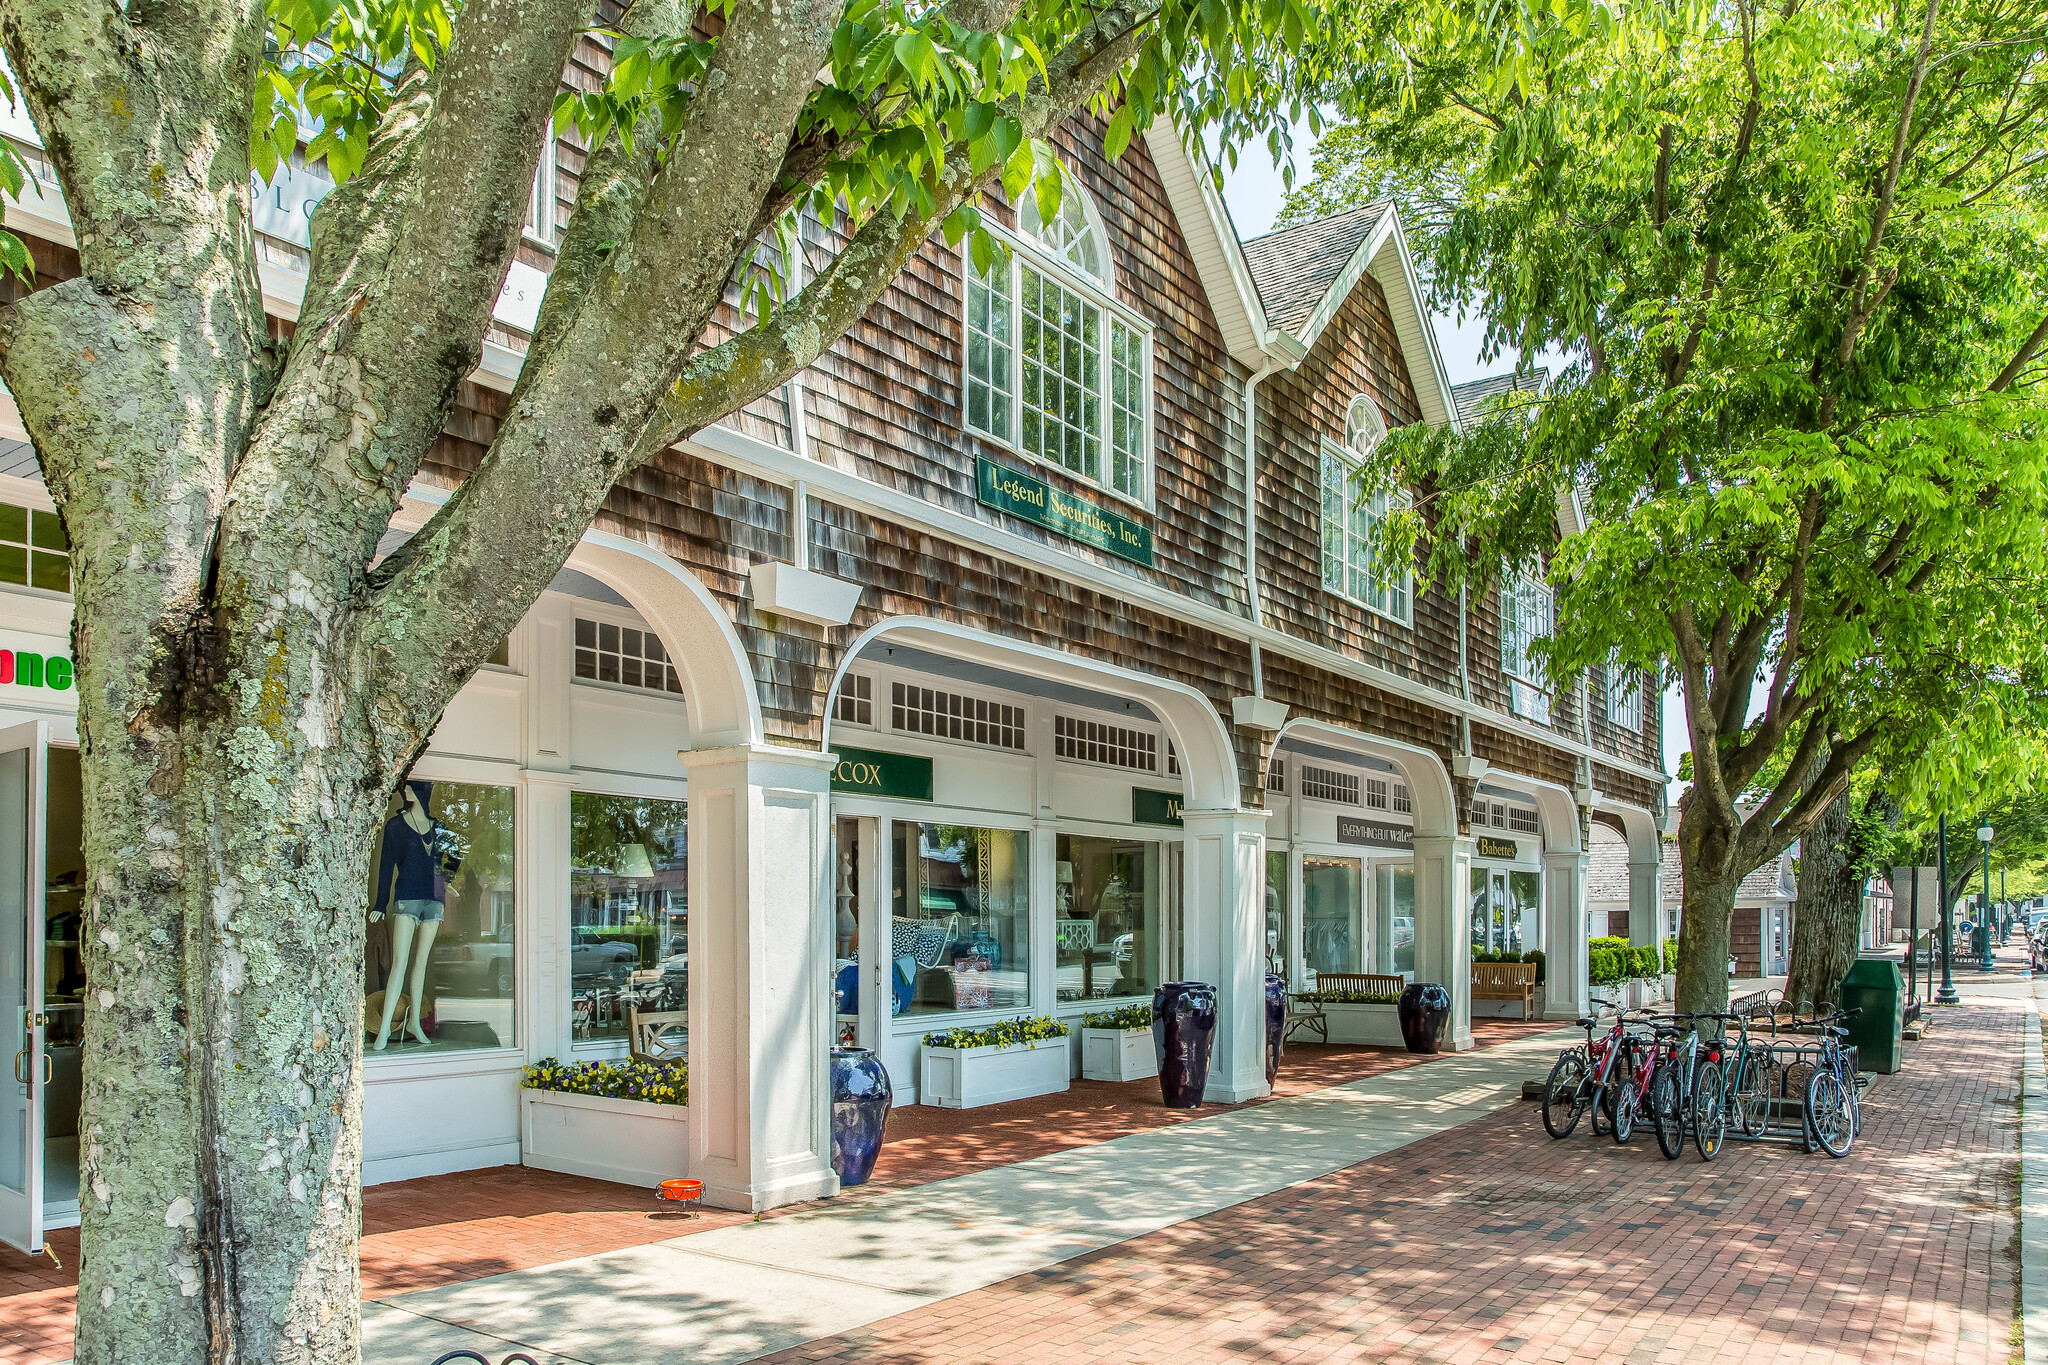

{"left": 1284, "top": 0, "right": 2048, "bottom": 888}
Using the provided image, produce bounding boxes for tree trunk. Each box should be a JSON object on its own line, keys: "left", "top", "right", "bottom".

{"left": 1672, "top": 795, "right": 1740, "bottom": 1015}
{"left": 71, "top": 647, "right": 392, "bottom": 1364}
{"left": 1784, "top": 791, "right": 1862, "bottom": 1013}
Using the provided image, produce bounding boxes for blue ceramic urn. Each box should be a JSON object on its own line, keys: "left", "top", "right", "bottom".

{"left": 829, "top": 1047, "right": 892, "bottom": 1185}
{"left": 1153, "top": 981, "right": 1217, "bottom": 1108}
{"left": 1263, "top": 973, "right": 1287, "bottom": 1084}
{"left": 1397, "top": 982, "right": 1452, "bottom": 1054}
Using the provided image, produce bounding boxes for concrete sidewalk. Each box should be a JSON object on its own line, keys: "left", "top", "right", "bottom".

{"left": 363, "top": 1026, "right": 1576, "bottom": 1365}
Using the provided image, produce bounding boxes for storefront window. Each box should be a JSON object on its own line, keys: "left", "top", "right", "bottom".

{"left": 1471, "top": 867, "right": 1541, "bottom": 953}
{"left": 890, "top": 823, "right": 1030, "bottom": 1015}
{"left": 1303, "top": 855, "right": 1363, "bottom": 977}
{"left": 1378, "top": 863, "right": 1415, "bottom": 973}
{"left": 1264, "top": 851, "right": 1288, "bottom": 978}
{"left": 366, "top": 779, "right": 516, "bottom": 1053}
{"left": 1056, "top": 834, "right": 1159, "bottom": 1003}
{"left": 570, "top": 793, "right": 688, "bottom": 1046}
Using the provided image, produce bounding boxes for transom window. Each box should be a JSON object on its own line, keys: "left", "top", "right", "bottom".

{"left": 964, "top": 181, "right": 1151, "bottom": 504}
{"left": 1320, "top": 396, "right": 1411, "bottom": 622}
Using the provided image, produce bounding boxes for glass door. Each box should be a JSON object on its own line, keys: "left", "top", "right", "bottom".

{"left": 0, "top": 720, "right": 48, "bottom": 1255}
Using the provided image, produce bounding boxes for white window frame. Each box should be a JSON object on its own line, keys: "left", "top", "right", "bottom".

{"left": 525, "top": 128, "right": 557, "bottom": 247}
{"left": 960, "top": 185, "right": 1156, "bottom": 511}
{"left": 1500, "top": 563, "right": 1553, "bottom": 723}
{"left": 1318, "top": 395, "right": 1412, "bottom": 624}
{"left": 1605, "top": 655, "right": 1645, "bottom": 732}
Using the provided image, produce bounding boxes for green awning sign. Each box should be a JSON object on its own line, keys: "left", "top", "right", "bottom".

{"left": 830, "top": 746, "right": 933, "bottom": 801}
{"left": 1131, "top": 788, "right": 1184, "bottom": 827}
{"left": 976, "top": 457, "right": 1153, "bottom": 568}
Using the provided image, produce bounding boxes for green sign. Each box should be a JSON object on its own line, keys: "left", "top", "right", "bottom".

{"left": 1132, "top": 787, "right": 1184, "bottom": 827}
{"left": 1476, "top": 835, "right": 1520, "bottom": 860}
{"left": 830, "top": 746, "right": 933, "bottom": 801}
{"left": 976, "top": 457, "right": 1154, "bottom": 567}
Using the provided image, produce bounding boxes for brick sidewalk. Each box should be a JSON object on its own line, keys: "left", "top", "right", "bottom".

{"left": 764, "top": 1000, "right": 2021, "bottom": 1365}
{"left": 0, "top": 1023, "right": 1557, "bottom": 1365}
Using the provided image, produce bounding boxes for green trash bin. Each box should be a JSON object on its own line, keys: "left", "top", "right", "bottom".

{"left": 1839, "top": 958, "right": 1905, "bottom": 1075}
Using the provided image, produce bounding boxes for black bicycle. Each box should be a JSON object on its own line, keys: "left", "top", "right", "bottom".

{"left": 1798, "top": 1007, "right": 1863, "bottom": 1158}
{"left": 1648, "top": 1013, "right": 1727, "bottom": 1160}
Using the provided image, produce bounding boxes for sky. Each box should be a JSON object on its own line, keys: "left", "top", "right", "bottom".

{"left": 1221, "top": 140, "right": 1686, "bottom": 808}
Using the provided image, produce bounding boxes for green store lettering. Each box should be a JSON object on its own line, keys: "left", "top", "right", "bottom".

{"left": 0, "top": 647, "right": 72, "bottom": 690}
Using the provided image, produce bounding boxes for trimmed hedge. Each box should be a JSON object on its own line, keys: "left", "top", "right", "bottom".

{"left": 1589, "top": 941, "right": 1663, "bottom": 985}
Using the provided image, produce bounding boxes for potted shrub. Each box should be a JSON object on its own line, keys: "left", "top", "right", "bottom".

{"left": 1292, "top": 985, "right": 1405, "bottom": 1045}
{"left": 920, "top": 1015, "right": 1071, "bottom": 1108}
{"left": 1080, "top": 1002, "right": 1155, "bottom": 1082}
{"left": 521, "top": 1057, "right": 688, "bottom": 1188}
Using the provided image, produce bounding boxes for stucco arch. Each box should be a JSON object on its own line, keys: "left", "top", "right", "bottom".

{"left": 1269, "top": 717, "right": 1458, "bottom": 839}
{"left": 1475, "top": 771, "right": 1583, "bottom": 856}
{"left": 1601, "top": 801, "right": 1663, "bottom": 865}
{"left": 564, "top": 531, "right": 762, "bottom": 750}
{"left": 824, "top": 617, "right": 1241, "bottom": 812}
{"left": 393, "top": 489, "right": 762, "bottom": 751}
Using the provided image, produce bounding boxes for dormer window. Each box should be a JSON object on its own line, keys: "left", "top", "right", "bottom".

{"left": 1319, "top": 395, "right": 1411, "bottom": 623}
{"left": 964, "top": 180, "right": 1153, "bottom": 506}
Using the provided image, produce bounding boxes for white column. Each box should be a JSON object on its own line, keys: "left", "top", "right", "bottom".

{"left": 522, "top": 773, "right": 577, "bottom": 1060}
{"left": 1178, "top": 809, "right": 1271, "bottom": 1103}
{"left": 1412, "top": 834, "right": 1474, "bottom": 1051}
{"left": 1545, "top": 850, "right": 1592, "bottom": 1020}
{"left": 680, "top": 744, "right": 838, "bottom": 1212}
{"left": 1628, "top": 856, "right": 1662, "bottom": 948}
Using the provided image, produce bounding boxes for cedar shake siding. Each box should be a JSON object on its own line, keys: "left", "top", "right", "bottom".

{"left": 0, "top": 97, "right": 1665, "bottom": 812}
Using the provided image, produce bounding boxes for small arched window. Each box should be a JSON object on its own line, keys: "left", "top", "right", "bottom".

{"left": 1345, "top": 395, "right": 1388, "bottom": 459}
{"left": 1319, "top": 393, "right": 1411, "bottom": 624}
{"left": 1018, "top": 182, "right": 1110, "bottom": 286}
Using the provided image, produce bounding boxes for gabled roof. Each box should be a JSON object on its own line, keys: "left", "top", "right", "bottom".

{"left": 1451, "top": 368, "right": 1548, "bottom": 426}
{"left": 1241, "top": 203, "right": 1391, "bottom": 334}
{"left": 1137, "top": 123, "right": 1461, "bottom": 429}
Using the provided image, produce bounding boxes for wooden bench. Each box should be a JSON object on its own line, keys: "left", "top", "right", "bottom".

{"left": 1472, "top": 961, "right": 1539, "bottom": 1019}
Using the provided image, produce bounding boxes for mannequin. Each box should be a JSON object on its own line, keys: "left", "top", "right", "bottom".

{"left": 369, "top": 780, "right": 465, "bottom": 1050}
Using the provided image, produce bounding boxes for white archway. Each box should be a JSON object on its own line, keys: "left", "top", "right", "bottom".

{"left": 1473, "top": 771, "right": 1583, "bottom": 856}
{"left": 1269, "top": 717, "right": 1458, "bottom": 838}
{"left": 824, "top": 616, "right": 1241, "bottom": 811}
{"left": 566, "top": 531, "right": 762, "bottom": 750}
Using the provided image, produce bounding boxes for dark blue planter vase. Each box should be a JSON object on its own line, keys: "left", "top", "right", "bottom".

{"left": 1397, "top": 982, "right": 1452, "bottom": 1054}
{"left": 1263, "top": 973, "right": 1287, "bottom": 1085}
{"left": 830, "top": 1047, "right": 892, "bottom": 1186}
{"left": 1153, "top": 981, "right": 1217, "bottom": 1108}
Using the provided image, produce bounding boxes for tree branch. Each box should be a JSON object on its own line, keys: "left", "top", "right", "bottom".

{"left": 1992, "top": 311, "right": 2048, "bottom": 391}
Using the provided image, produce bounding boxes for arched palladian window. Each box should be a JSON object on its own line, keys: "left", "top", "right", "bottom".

{"left": 1319, "top": 395, "right": 1411, "bottom": 623}
{"left": 964, "top": 177, "right": 1153, "bottom": 504}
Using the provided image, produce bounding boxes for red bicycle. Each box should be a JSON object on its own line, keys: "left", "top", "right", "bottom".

{"left": 1542, "top": 1001, "right": 1659, "bottom": 1139}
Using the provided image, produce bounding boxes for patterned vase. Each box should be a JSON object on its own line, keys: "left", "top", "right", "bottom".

{"left": 830, "top": 1047, "right": 892, "bottom": 1186}
{"left": 1152, "top": 981, "right": 1218, "bottom": 1108}
{"left": 1397, "top": 982, "right": 1452, "bottom": 1054}
{"left": 1264, "top": 973, "right": 1287, "bottom": 1085}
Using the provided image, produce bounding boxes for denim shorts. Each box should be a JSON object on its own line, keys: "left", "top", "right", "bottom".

{"left": 393, "top": 898, "right": 445, "bottom": 923}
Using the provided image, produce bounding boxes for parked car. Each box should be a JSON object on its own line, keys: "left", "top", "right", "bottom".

{"left": 1392, "top": 917, "right": 1414, "bottom": 949}
{"left": 429, "top": 924, "right": 514, "bottom": 997}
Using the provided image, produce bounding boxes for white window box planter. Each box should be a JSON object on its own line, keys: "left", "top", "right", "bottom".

{"left": 920, "top": 1035, "right": 1070, "bottom": 1108}
{"left": 1319, "top": 1003, "right": 1406, "bottom": 1047}
{"left": 521, "top": 1088, "right": 687, "bottom": 1188}
{"left": 1081, "top": 1026, "right": 1156, "bottom": 1082}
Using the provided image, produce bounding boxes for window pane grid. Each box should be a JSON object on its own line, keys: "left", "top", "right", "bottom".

{"left": 1019, "top": 267, "right": 1101, "bottom": 483}
{"left": 1053, "top": 714, "right": 1157, "bottom": 772}
{"left": 575, "top": 617, "right": 684, "bottom": 694}
{"left": 0, "top": 503, "right": 70, "bottom": 594}
{"left": 1298, "top": 765, "right": 1361, "bottom": 805}
{"left": 1109, "top": 321, "right": 1145, "bottom": 498}
{"left": 836, "top": 673, "right": 873, "bottom": 726}
{"left": 892, "top": 681, "right": 1025, "bottom": 750}
{"left": 966, "top": 263, "right": 1013, "bottom": 442}
{"left": 1319, "top": 447, "right": 1411, "bottom": 623}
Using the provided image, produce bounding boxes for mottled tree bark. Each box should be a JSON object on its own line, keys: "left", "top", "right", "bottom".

{"left": 0, "top": 0, "right": 1165, "bottom": 1360}
{"left": 1672, "top": 791, "right": 1740, "bottom": 1016}
{"left": 1785, "top": 791, "right": 1862, "bottom": 1012}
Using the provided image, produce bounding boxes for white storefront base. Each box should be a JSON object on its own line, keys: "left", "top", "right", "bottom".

{"left": 1319, "top": 1002, "right": 1406, "bottom": 1046}
{"left": 361, "top": 1052, "right": 524, "bottom": 1186}
{"left": 1081, "top": 1026, "right": 1157, "bottom": 1081}
{"left": 521, "top": 1090, "right": 689, "bottom": 1189}
{"left": 920, "top": 1036, "right": 1070, "bottom": 1108}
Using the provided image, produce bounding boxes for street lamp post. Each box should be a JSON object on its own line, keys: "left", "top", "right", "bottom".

{"left": 1938, "top": 815, "right": 1959, "bottom": 1004}
{"left": 1980, "top": 823, "right": 1996, "bottom": 972}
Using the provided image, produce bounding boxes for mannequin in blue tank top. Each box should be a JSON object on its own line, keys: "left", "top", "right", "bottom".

{"left": 369, "top": 779, "right": 464, "bottom": 1050}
